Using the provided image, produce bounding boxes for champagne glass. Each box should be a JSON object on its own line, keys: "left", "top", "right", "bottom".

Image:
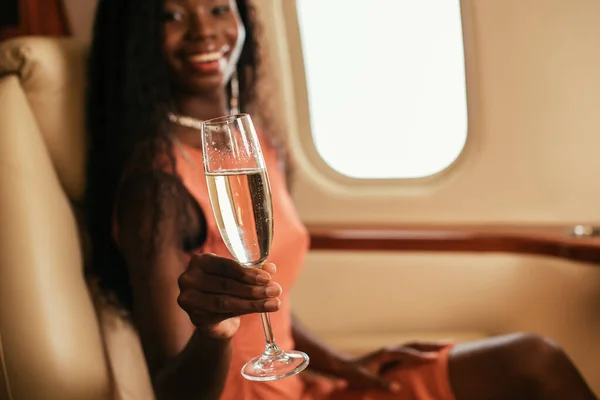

{"left": 201, "top": 113, "right": 310, "bottom": 381}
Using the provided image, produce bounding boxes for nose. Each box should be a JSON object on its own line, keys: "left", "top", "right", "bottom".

{"left": 187, "top": 10, "right": 217, "bottom": 41}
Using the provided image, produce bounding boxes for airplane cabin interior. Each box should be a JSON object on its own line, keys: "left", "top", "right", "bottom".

{"left": 0, "top": 0, "right": 599, "bottom": 399}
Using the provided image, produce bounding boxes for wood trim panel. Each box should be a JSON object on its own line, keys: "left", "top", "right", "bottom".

{"left": 0, "top": 0, "right": 70, "bottom": 41}
{"left": 308, "top": 225, "right": 600, "bottom": 265}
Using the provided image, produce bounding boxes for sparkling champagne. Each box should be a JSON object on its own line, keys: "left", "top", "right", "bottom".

{"left": 206, "top": 168, "right": 273, "bottom": 266}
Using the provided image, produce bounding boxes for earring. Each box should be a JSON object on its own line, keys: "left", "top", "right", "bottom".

{"left": 230, "top": 70, "right": 240, "bottom": 115}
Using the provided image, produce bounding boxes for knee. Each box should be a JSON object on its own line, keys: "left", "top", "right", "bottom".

{"left": 507, "top": 333, "right": 565, "bottom": 383}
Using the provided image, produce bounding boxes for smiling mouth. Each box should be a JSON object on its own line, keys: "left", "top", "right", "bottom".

{"left": 188, "top": 52, "right": 222, "bottom": 63}
{"left": 184, "top": 46, "right": 230, "bottom": 75}
{"left": 186, "top": 46, "right": 230, "bottom": 64}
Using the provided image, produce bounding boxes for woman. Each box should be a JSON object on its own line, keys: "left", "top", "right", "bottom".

{"left": 85, "top": 0, "right": 597, "bottom": 399}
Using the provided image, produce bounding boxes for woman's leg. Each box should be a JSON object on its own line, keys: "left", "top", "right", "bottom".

{"left": 448, "top": 333, "right": 597, "bottom": 400}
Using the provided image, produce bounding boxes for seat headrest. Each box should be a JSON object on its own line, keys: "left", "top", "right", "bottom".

{"left": 0, "top": 37, "right": 88, "bottom": 201}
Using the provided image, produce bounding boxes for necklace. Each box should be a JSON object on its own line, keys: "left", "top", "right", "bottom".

{"left": 167, "top": 113, "right": 203, "bottom": 168}
{"left": 168, "top": 113, "right": 203, "bottom": 131}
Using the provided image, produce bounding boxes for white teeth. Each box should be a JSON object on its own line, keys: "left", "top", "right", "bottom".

{"left": 189, "top": 52, "right": 222, "bottom": 63}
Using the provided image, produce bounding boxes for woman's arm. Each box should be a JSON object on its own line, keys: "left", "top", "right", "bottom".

{"left": 117, "top": 174, "right": 229, "bottom": 399}
{"left": 291, "top": 314, "right": 349, "bottom": 377}
{"left": 117, "top": 174, "right": 282, "bottom": 400}
{"left": 292, "top": 314, "right": 438, "bottom": 394}
{"left": 152, "top": 330, "right": 232, "bottom": 400}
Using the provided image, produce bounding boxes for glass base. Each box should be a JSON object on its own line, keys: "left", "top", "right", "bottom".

{"left": 241, "top": 348, "right": 310, "bottom": 382}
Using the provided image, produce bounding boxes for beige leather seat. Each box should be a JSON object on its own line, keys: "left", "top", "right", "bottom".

{"left": 0, "top": 37, "right": 154, "bottom": 400}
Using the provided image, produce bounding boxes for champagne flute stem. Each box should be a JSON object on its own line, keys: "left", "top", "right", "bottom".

{"left": 260, "top": 312, "right": 277, "bottom": 349}
{"left": 253, "top": 262, "right": 280, "bottom": 353}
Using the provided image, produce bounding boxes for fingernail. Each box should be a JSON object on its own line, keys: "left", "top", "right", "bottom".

{"left": 263, "top": 262, "right": 275, "bottom": 268}
{"left": 256, "top": 273, "right": 270, "bottom": 284}
{"left": 265, "top": 285, "right": 281, "bottom": 297}
{"left": 264, "top": 298, "right": 280, "bottom": 311}
{"left": 389, "top": 382, "right": 402, "bottom": 393}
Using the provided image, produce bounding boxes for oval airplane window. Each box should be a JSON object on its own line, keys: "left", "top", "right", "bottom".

{"left": 296, "top": 0, "right": 468, "bottom": 179}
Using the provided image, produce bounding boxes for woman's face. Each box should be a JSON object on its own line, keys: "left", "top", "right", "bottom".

{"left": 163, "top": 0, "right": 246, "bottom": 95}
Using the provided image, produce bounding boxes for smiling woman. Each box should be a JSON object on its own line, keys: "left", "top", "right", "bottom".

{"left": 85, "top": 1, "right": 293, "bottom": 399}
{"left": 162, "top": 0, "right": 245, "bottom": 94}
{"left": 83, "top": 0, "right": 598, "bottom": 400}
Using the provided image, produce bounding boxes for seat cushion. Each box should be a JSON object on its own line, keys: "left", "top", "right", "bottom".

{"left": 0, "top": 37, "right": 88, "bottom": 201}
{"left": 0, "top": 74, "right": 110, "bottom": 400}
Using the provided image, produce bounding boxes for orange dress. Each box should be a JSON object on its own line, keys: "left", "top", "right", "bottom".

{"left": 173, "top": 138, "right": 457, "bottom": 400}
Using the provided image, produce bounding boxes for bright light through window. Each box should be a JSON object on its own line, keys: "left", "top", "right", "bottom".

{"left": 296, "top": 1, "right": 468, "bottom": 179}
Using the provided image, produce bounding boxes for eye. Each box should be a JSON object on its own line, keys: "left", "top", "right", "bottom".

{"left": 212, "top": 5, "right": 231, "bottom": 16}
{"left": 163, "top": 10, "right": 185, "bottom": 22}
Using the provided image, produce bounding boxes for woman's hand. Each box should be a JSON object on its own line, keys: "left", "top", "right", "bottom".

{"left": 177, "top": 253, "right": 282, "bottom": 339}
{"left": 335, "top": 341, "right": 450, "bottom": 393}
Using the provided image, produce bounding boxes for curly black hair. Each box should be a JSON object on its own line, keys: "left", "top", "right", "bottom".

{"left": 84, "top": 0, "right": 287, "bottom": 311}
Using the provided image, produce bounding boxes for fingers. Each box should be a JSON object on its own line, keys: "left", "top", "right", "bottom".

{"left": 404, "top": 340, "right": 452, "bottom": 352}
{"left": 262, "top": 262, "right": 277, "bottom": 275}
{"left": 178, "top": 255, "right": 283, "bottom": 322}
{"left": 198, "top": 274, "right": 283, "bottom": 300}
{"left": 370, "top": 376, "right": 401, "bottom": 393}
{"left": 178, "top": 289, "right": 281, "bottom": 316}
{"left": 183, "top": 255, "right": 282, "bottom": 299}
{"left": 386, "top": 380, "right": 402, "bottom": 393}
{"left": 192, "top": 253, "right": 273, "bottom": 285}
{"left": 378, "top": 346, "right": 438, "bottom": 366}
{"left": 346, "top": 367, "right": 401, "bottom": 393}
{"left": 350, "top": 342, "right": 450, "bottom": 393}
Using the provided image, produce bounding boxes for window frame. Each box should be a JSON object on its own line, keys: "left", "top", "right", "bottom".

{"left": 278, "top": 0, "right": 475, "bottom": 190}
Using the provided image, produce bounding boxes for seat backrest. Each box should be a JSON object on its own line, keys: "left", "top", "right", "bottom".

{"left": 0, "top": 37, "right": 153, "bottom": 400}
